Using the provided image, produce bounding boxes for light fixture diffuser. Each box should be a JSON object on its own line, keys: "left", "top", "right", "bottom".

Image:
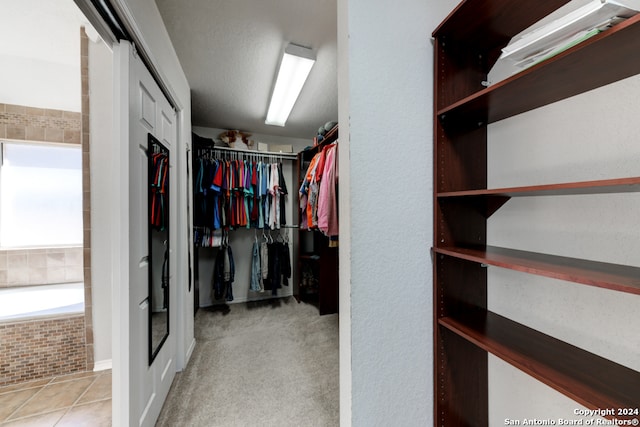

{"left": 265, "top": 43, "right": 316, "bottom": 127}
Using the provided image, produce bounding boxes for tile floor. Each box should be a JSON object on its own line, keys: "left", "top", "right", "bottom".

{"left": 0, "top": 370, "right": 111, "bottom": 426}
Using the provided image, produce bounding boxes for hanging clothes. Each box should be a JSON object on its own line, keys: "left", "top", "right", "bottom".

{"left": 278, "top": 162, "right": 288, "bottom": 226}
{"left": 257, "top": 161, "right": 265, "bottom": 228}
{"left": 212, "top": 236, "right": 235, "bottom": 301}
{"left": 300, "top": 141, "right": 340, "bottom": 241}
{"left": 269, "top": 162, "right": 280, "bottom": 230}
{"left": 254, "top": 233, "right": 291, "bottom": 296}
{"left": 191, "top": 136, "right": 298, "bottom": 303}
{"left": 260, "top": 236, "right": 269, "bottom": 284}
{"left": 194, "top": 227, "right": 223, "bottom": 248}
{"left": 280, "top": 241, "right": 291, "bottom": 287}
{"left": 299, "top": 152, "right": 321, "bottom": 230}
{"left": 192, "top": 148, "right": 289, "bottom": 233}
{"left": 161, "top": 246, "right": 169, "bottom": 309}
{"left": 317, "top": 144, "right": 339, "bottom": 237}
{"left": 193, "top": 157, "right": 205, "bottom": 228}
{"left": 150, "top": 150, "right": 169, "bottom": 231}
{"left": 250, "top": 238, "right": 262, "bottom": 292}
{"left": 265, "top": 238, "right": 280, "bottom": 294}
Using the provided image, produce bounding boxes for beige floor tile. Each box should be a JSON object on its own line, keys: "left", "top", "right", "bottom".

{"left": 0, "top": 389, "right": 41, "bottom": 422}
{"left": 0, "top": 379, "right": 50, "bottom": 395}
{"left": 8, "top": 377, "right": 94, "bottom": 420}
{"left": 49, "top": 371, "right": 98, "bottom": 384}
{"left": 55, "top": 399, "right": 111, "bottom": 427}
{"left": 76, "top": 373, "right": 111, "bottom": 404}
{"left": 0, "top": 409, "right": 65, "bottom": 427}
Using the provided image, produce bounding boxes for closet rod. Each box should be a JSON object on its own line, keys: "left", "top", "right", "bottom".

{"left": 195, "top": 225, "right": 299, "bottom": 230}
{"left": 200, "top": 144, "right": 298, "bottom": 160}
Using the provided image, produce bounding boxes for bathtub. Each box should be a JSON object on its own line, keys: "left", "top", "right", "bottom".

{"left": 0, "top": 283, "right": 84, "bottom": 321}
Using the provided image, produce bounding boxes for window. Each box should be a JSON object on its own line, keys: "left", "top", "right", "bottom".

{"left": 0, "top": 141, "right": 82, "bottom": 248}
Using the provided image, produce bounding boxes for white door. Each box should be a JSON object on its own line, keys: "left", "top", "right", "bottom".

{"left": 116, "top": 41, "right": 177, "bottom": 427}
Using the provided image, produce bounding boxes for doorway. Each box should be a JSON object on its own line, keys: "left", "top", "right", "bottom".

{"left": 0, "top": 0, "right": 94, "bottom": 386}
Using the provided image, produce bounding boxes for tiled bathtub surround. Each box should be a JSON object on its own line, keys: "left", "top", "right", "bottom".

{"left": 0, "top": 248, "right": 86, "bottom": 388}
{"left": 0, "top": 247, "right": 83, "bottom": 288}
{"left": 0, "top": 315, "right": 87, "bottom": 386}
{"left": 0, "top": 29, "right": 95, "bottom": 386}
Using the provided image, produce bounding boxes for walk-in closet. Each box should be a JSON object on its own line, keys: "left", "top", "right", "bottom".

{"left": 188, "top": 124, "right": 339, "bottom": 309}
{"left": 152, "top": 0, "right": 342, "bottom": 423}
{"left": 191, "top": 132, "right": 299, "bottom": 307}
{"left": 152, "top": 119, "right": 340, "bottom": 424}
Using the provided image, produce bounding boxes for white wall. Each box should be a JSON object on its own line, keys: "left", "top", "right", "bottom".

{"left": 486, "top": 71, "right": 640, "bottom": 422}
{"left": 338, "top": 0, "right": 456, "bottom": 425}
{"left": 0, "top": 0, "right": 83, "bottom": 111}
{"left": 89, "top": 36, "right": 114, "bottom": 369}
{"left": 336, "top": 0, "right": 351, "bottom": 423}
{"left": 192, "top": 126, "right": 310, "bottom": 153}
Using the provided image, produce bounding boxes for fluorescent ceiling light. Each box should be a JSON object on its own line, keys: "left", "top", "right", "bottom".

{"left": 265, "top": 43, "right": 315, "bottom": 127}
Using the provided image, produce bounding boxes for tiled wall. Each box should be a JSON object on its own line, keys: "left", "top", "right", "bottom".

{"left": 0, "top": 247, "right": 84, "bottom": 288}
{"left": 0, "top": 29, "right": 94, "bottom": 383}
{"left": 80, "top": 27, "right": 94, "bottom": 370}
{"left": 0, "top": 315, "right": 86, "bottom": 386}
{"left": 0, "top": 104, "right": 81, "bottom": 144}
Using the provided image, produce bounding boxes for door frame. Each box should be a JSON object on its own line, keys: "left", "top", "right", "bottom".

{"left": 74, "top": 0, "right": 195, "bottom": 425}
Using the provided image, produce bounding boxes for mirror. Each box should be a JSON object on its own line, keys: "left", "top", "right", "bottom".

{"left": 148, "top": 134, "right": 170, "bottom": 364}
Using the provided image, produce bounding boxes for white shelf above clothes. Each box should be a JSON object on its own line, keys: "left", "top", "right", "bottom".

{"left": 206, "top": 144, "right": 298, "bottom": 160}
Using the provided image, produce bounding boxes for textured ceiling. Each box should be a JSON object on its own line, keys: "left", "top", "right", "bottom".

{"left": 156, "top": 0, "right": 338, "bottom": 139}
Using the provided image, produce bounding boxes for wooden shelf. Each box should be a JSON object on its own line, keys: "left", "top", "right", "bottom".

{"left": 433, "top": 1, "right": 640, "bottom": 423}
{"left": 436, "top": 14, "right": 640, "bottom": 127}
{"left": 439, "top": 311, "right": 640, "bottom": 418}
{"left": 432, "top": 0, "right": 571, "bottom": 51}
{"left": 437, "top": 177, "right": 640, "bottom": 198}
{"left": 302, "top": 124, "right": 339, "bottom": 154}
{"left": 435, "top": 246, "right": 640, "bottom": 295}
{"left": 321, "top": 124, "right": 339, "bottom": 144}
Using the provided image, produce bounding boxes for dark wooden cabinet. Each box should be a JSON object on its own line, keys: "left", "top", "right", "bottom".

{"left": 294, "top": 126, "right": 339, "bottom": 315}
{"left": 433, "top": 1, "right": 640, "bottom": 425}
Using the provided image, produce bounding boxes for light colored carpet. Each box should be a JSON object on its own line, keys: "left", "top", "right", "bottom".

{"left": 156, "top": 297, "right": 339, "bottom": 427}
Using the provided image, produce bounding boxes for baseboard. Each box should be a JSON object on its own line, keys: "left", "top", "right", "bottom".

{"left": 185, "top": 338, "right": 196, "bottom": 366}
{"left": 93, "top": 359, "right": 112, "bottom": 372}
{"left": 201, "top": 292, "right": 293, "bottom": 306}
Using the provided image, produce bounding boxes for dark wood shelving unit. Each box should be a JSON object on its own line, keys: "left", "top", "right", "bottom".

{"left": 433, "top": 1, "right": 640, "bottom": 425}
{"left": 439, "top": 311, "right": 640, "bottom": 413}
{"left": 435, "top": 246, "right": 640, "bottom": 295}
{"left": 437, "top": 176, "right": 640, "bottom": 198}
{"left": 436, "top": 5, "right": 640, "bottom": 127}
